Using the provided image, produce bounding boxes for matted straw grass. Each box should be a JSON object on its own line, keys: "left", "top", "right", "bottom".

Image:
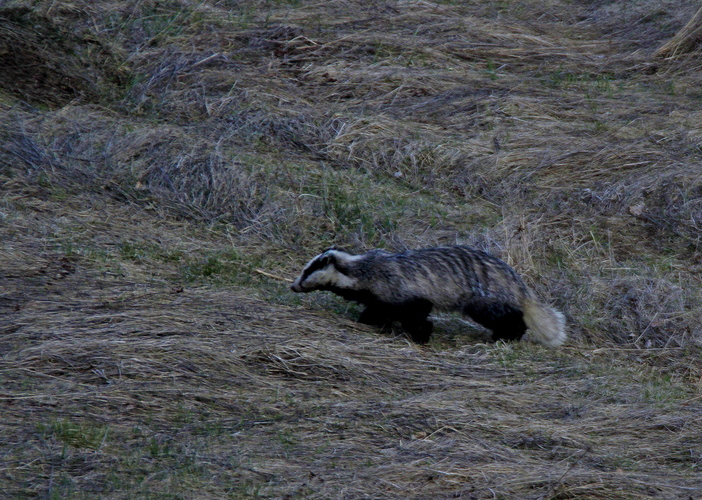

{"left": 2, "top": 0, "right": 702, "bottom": 498}
{"left": 1, "top": 185, "right": 701, "bottom": 499}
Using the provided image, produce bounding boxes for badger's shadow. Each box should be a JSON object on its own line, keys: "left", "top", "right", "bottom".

{"left": 370, "top": 314, "right": 495, "bottom": 346}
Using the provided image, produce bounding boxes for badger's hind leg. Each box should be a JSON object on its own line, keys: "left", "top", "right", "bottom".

{"left": 487, "top": 313, "right": 527, "bottom": 342}
{"left": 463, "top": 302, "right": 527, "bottom": 342}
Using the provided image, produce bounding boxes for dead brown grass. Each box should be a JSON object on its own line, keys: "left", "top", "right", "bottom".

{"left": 655, "top": 5, "right": 702, "bottom": 59}
{"left": 1, "top": 0, "right": 702, "bottom": 498}
{"left": 1, "top": 193, "right": 700, "bottom": 498}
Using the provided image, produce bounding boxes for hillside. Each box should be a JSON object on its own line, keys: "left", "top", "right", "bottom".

{"left": 1, "top": 1, "right": 702, "bottom": 498}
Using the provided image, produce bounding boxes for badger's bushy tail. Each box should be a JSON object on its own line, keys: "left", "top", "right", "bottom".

{"left": 521, "top": 297, "right": 566, "bottom": 347}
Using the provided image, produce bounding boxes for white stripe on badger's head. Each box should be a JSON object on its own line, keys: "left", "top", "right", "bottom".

{"left": 290, "top": 248, "right": 361, "bottom": 293}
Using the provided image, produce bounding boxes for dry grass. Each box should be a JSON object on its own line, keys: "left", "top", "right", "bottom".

{"left": 2, "top": 196, "right": 701, "bottom": 499}
{"left": 2, "top": 0, "right": 702, "bottom": 498}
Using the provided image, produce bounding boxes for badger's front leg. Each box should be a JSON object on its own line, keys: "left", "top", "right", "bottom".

{"left": 359, "top": 300, "right": 433, "bottom": 343}
{"left": 403, "top": 318, "right": 433, "bottom": 344}
{"left": 358, "top": 304, "right": 393, "bottom": 327}
{"left": 398, "top": 300, "right": 434, "bottom": 344}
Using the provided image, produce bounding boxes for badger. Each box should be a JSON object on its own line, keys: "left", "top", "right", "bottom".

{"left": 291, "top": 245, "right": 566, "bottom": 347}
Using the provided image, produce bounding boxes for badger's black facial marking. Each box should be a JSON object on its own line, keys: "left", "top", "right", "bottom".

{"left": 298, "top": 251, "right": 340, "bottom": 282}
{"left": 299, "top": 256, "right": 328, "bottom": 282}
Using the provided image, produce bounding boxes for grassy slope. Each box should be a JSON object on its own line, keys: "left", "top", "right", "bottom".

{"left": 1, "top": 0, "right": 702, "bottom": 498}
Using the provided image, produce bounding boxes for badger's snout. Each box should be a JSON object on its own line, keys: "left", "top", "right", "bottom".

{"left": 290, "top": 281, "right": 305, "bottom": 293}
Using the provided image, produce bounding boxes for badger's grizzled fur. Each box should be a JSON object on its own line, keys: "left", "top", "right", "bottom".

{"left": 291, "top": 245, "right": 566, "bottom": 347}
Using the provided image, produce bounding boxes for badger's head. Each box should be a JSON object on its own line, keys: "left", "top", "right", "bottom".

{"left": 291, "top": 248, "right": 361, "bottom": 293}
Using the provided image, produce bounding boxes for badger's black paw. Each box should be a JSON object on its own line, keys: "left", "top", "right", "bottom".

{"left": 490, "top": 326, "right": 526, "bottom": 343}
{"left": 406, "top": 320, "right": 433, "bottom": 344}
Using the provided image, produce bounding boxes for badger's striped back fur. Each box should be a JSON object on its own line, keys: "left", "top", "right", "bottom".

{"left": 291, "top": 245, "right": 566, "bottom": 347}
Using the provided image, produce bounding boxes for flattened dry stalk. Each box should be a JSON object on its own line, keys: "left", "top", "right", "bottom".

{"left": 255, "top": 268, "right": 293, "bottom": 283}
{"left": 655, "top": 6, "right": 702, "bottom": 59}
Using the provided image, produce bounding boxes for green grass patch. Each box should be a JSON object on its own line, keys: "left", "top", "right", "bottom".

{"left": 37, "top": 419, "right": 109, "bottom": 450}
{"left": 119, "top": 241, "right": 184, "bottom": 265}
{"left": 180, "top": 250, "right": 245, "bottom": 282}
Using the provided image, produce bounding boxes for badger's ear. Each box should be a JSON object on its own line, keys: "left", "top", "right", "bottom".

{"left": 322, "top": 246, "right": 345, "bottom": 253}
{"left": 318, "top": 249, "right": 336, "bottom": 267}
